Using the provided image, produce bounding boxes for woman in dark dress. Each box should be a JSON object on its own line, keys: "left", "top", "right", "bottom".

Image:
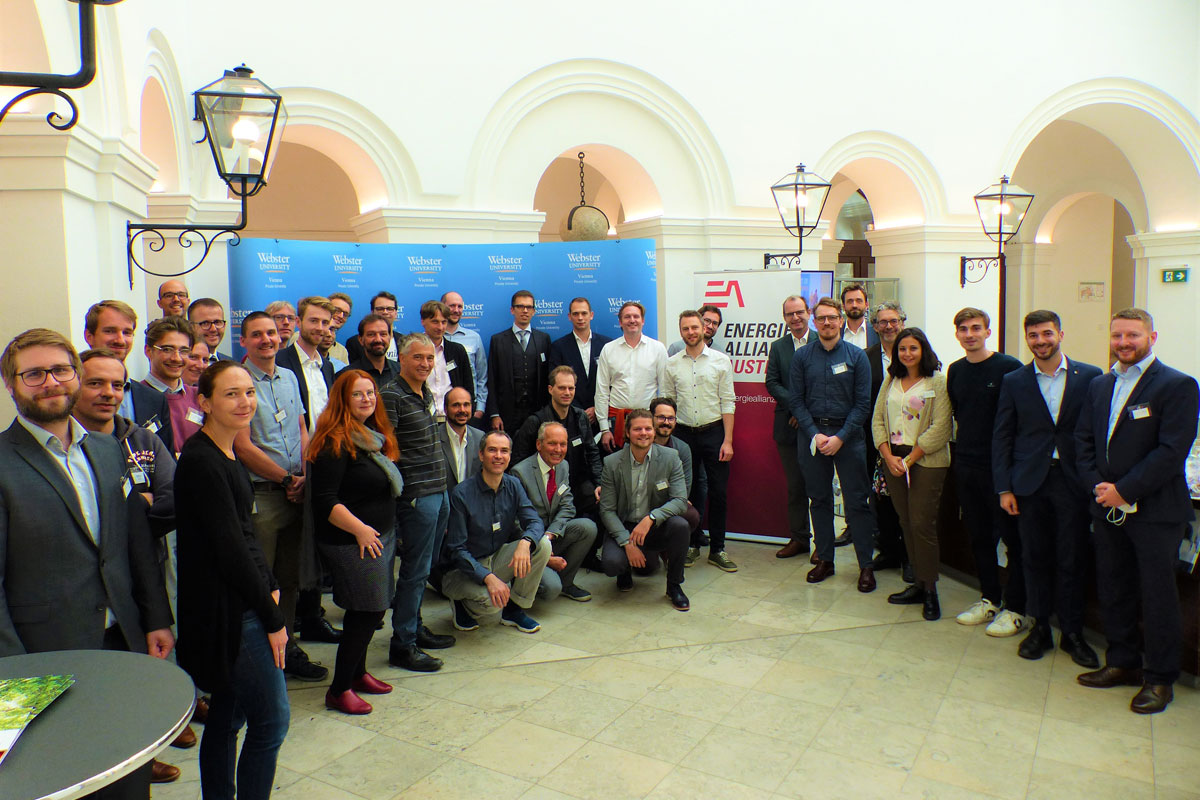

{"left": 175, "top": 361, "right": 290, "bottom": 799}
{"left": 307, "top": 369, "right": 402, "bottom": 715}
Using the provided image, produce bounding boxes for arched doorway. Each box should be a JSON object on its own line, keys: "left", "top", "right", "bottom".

{"left": 533, "top": 144, "right": 663, "bottom": 242}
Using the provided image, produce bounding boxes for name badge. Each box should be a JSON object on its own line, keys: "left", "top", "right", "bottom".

{"left": 655, "top": 480, "right": 669, "bottom": 490}
{"left": 447, "top": 361, "right": 457, "bottom": 371}
{"left": 571, "top": 437, "right": 583, "bottom": 447}
{"left": 186, "top": 408, "right": 205, "bottom": 426}
{"left": 831, "top": 363, "right": 848, "bottom": 375}
{"left": 129, "top": 467, "right": 148, "bottom": 485}
{"left": 121, "top": 476, "right": 132, "bottom": 498}
{"left": 921, "top": 390, "right": 936, "bottom": 399}
{"left": 540, "top": 353, "right": 546, "bottom": 362}
{"left": 556, "top": 484, "right": 567, "bottom": 496}
{"left": 492, "top": 521, "right": 501, "bottom": 531}
{"left": 144, "top": 419, "right": 160, "bottom": 434}
{"left": 1129, "top": 404, "right": 1151, "bottom": 420}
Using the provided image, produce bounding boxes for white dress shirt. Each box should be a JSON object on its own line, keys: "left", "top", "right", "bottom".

{"left": 791, "top": 332, "right": 809, "bottom": 351}
{"left": 1108, "top": 352, "right": 1156, "bottom": 443}
{"left": 844, "top": 321, "right": 868, "bottom": 349}
{"left": 298, "top": 344, "right": 329, "bottom": 432}
{"left": 429, "top": 341, "right": 452, "bottom": 414}
{"left": 594, "top": 336, "right": 669, "bottom": 431}
{"left": 574, "top": 332, "right": 593, "bottom": 376}
{"left": 663, "top": 347, "right": 737, "bottom": 427}
{"left": 446, "top": 424, "right": 469, "bottom": 483}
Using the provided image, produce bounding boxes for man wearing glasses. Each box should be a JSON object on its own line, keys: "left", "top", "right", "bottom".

{"left": 156, "top": 280, "right": 189, "bottom": 318}
{"left": 485, "top": 290, "right": 551, "bottom": 434}
{"left": 765, "top": 295, "right": 813, "bottom": 559}
{"left": 142, "top": 317, "right": 204, "bottom": 455}
{"left": 187, "top": 298, "right": 234, "bottom": 364}
{"left": 667, "top": 304, "right": 723, "bottom": 356}
{"left": 326, "top": 292, "right": 353, "bottom": 366}
{"left": 788, "top": 297, "right": 878, "bottom": 593}
{"left": 265, "top": 300, "right": 299, "bottom": 347}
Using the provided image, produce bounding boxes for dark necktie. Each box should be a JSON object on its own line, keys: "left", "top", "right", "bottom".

{"left": 546, "top": 467, "right": 556, "bottom": 504}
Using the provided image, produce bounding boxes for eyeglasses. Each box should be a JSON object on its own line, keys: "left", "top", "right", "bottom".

{"left": 272, "top": 314, "right": 297, "bottom": 323}
{"left": 350, "top": 390, "right": 377, "bottom": 401}
{"left": 16, "top": 364, "right": 76, "bottom": 387}
{"left": 783, "top": 310, "right": 808, "bottom": 318}
{"left": 150, "top": 344, "right": 192, "bottom": 358}
{"left": 877, "top": 319, "right": 905, "bottom": 328}
{"left": 332, "top": 309, "right": 349, "bottom": 320}
{"left": 814, "top": 314, "right": 841, "bottom": 324}
{"left": 654, "top": 414, "right": 676, "bottom": 423}
{"left": 160, "top": 291, "right": 189, "bottom": 301}
{"left": 512, "top": 304, "right": 535, "bottom": 311}
{"left": 194, "top": 319, "right": 226, "bottom": 330}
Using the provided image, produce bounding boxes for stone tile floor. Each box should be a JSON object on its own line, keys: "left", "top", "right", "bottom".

{"left": 154, "top": 541, "right": 1200, "bottom": 799}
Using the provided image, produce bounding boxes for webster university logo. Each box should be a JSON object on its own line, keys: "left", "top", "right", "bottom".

{"left": 257, "top": 252, "right": 290, "bottom": 274}
{"left": 488, "top": 255, "right": 523, "bottom": 274}
{"left": 332, "top": 254, "right": 363, "bottom": 273}
{"left": 703, "top": 279, "right": 744, "bottom": 308}
{"left": 567, "top": 252, "right": 601, "bottom": 271}
{"left": 408, "top": 255, "right": 443, "bottom": 275}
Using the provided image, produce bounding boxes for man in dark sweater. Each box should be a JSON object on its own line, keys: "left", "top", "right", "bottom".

{"left": 945, "top": 307, "right": 1025, "bottom": 636}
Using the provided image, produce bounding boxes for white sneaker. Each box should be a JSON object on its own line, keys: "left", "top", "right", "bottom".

{"left": 956, "top": 598, "right": 999, "bottom": 626}
{"left": 985, "top": 609, "right": 1025, "bottom": 637}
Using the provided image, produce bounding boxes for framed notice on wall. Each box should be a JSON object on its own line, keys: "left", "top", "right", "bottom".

{"left": 1078, "top": 281, "right": 1106, "bottom": 303}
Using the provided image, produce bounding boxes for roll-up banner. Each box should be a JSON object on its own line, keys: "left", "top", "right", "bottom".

{"left": 226, "top": 238, "right": 659, "bottom": 359}
{"left": 694, "top": 270, "right": 834, "bottom": 541}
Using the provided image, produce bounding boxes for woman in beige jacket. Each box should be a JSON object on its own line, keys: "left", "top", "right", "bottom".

{"left": 871, "top": 327, "right": 952, "bottom": 620}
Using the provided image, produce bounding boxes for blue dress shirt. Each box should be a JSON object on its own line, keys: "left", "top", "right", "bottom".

{"left": 446, "top": 473, "right": 545, "bottom": 584}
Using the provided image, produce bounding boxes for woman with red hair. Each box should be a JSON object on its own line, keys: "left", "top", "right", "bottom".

{"left": 307, "top": 370, "right": 403, "bottom": 714}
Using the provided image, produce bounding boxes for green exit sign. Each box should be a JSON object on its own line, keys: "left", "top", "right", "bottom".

{"left": 1161, "top": 268, "right": 1189, "bottom": 283}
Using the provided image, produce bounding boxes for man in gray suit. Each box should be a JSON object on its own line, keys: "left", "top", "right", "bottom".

{"left": 0, "top": 328, "right": 175, "bottom": 797}
{"left": 512, "top": 421, "right": 598, "bottom": 602}
{"left": 598, "top": 409, "right": 691, "bottom": 610}
{"left": 441, "top": 386, "right": 484, "bottom": 493}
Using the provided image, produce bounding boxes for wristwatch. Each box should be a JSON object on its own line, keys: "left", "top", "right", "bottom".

{"left": 281, "top": 474, "right": 294, "bottom": 489}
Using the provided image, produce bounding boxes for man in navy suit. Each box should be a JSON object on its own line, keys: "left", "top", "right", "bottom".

{"left": 1075, "top": 308, "right": 1199, "bottom": 714}
{"left": 83, "top": 300, "right": 174, "bottom": 454}
{"left": 993, "top": 310, "right": 1101, "bottom": 668}
{"left": 187, "top": 297, "right": 235, "bottom": 363}
{"left": 486, "top": 290, "right": 551, "bottom": 434}
{"left": 548, "top": 297, "right": 610, "bottom": 426}
{"left": 765, "top": 295, "right": 813, "bottom": 557}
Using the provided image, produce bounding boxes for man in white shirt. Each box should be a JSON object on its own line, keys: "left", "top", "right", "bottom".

{"left": 442, "top": 291, "right": 489, "bottom": 421}
{"left": 839, "top": 283, "right": 878, "bottom": 350}
{"left": 664, "top": 310, "right": 737, "bottom": 573}
{"left": 421, "top": 300, "right": 475, "bottom": 417}
{"left": 276, "top": 295, "right": 335, "bottom": 433}
{"left": 668, "top": 304, "right": 722, "bottom": 356}
{"left": 440, "top": 386, "right": 484, "bottom": 494}
{"left": 595, "top": 300, "right": 667, "bottom": 451}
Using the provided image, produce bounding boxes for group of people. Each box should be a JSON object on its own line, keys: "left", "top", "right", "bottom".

{"left": 765, "top": 283, "right": 1197, "bottom": 717}
{"left": 0, "top": 276, "right": 1195, "bottom": 800}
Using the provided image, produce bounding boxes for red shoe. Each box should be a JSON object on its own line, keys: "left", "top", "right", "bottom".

{"left": 352, "top": 672, "right": 393, "bottom": 695}
{"left": 325, "top": 689, "right": 372, "bottom": 715}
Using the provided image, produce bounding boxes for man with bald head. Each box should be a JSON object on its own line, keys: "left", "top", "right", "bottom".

{"left": 442, "top": 291, "right": 488, "bottom": 421}
{"left": 156, "top": 280, "right": 189, "bottom": 318}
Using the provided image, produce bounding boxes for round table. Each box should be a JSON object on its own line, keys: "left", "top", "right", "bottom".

{"left": 0, "top": 650, "right": 195, "bottom": 800}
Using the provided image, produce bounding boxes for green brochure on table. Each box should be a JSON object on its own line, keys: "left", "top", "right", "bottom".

{"left": 0, "top": 675, "right": 75, "bottom": 766}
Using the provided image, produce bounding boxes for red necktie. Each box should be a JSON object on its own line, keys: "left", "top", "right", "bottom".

{"left": 546, "top": 467, "right": 556, "bottom": 504}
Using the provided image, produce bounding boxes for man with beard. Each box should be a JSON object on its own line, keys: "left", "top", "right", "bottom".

{"left": 339, "top": 313, "right": 401, "bottom": 391}
{"left": 511, "top": 366, "right": 603, "bottom": 519}
{"left": 993, "top": 310, "right": 1101, "bottom": 668}
{"left": 420, "top": 300, "right": 474, "bottom": 415}
{"left": 186, "top": 298, "right": 233, "bottom": 364}
{"left": 667, "top": 304, "right": 722, "bottom": 356}
{"left": 156, "top": 279, "right": 189, "bottom": 318}
{"left": 0, "top": 329, "right": 175, "bottom": 795}
{"left": 649, "top": 396, "right": 701, "bottom": 537}
{"left": 83, "top": 300, "right": 173, "bottom": 453}
{"left": 1075, "top": 308, "right": 1198, "bottom": 714}
{"left": 441, "top": 386, "right": 484, "bottom": 494}
{"left": 346, "top": 292, "right": 403, "bottom": 363}
{"left": 864, "top": 302, "right": 908, "bottom": 574}
{"left": 765, "top": 295, "right": 813, "bottom": 558}
{"left": 839, "top": 283, "right": 878, "bottom": 350}
{"left": 442, "top": 291, "right": 488, "bottom": 422}
{"left": 380, "top": 334, "right": 457, "bottom": 670}
{"left": 277, "top": 296, "right": 337, "bottom": 433}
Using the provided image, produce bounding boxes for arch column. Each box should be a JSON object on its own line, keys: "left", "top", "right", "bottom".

{"left": 1127, "top": 231, "right": 1200, "bottom": 376}
{"left": 1003, "top": 241, "right": 1057, "bottom": 354}
{"left": 867, "top": 224, "right": 999, "bottom": 361}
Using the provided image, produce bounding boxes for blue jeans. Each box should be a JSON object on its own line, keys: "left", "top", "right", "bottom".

{"left": 391, "top": 491, "right": 449, "bottom": 647}
{"left": 799, "top": 429, "right": 876, "bottom": 568}
{"left": 200, "top": 612, "right": 290, "bottom": 800}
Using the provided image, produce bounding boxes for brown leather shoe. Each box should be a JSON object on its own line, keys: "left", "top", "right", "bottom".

{"left": 151, "top": 760, "right": 181, "bottom": 783}
{"left": 1077, "top": 665, "right": 1144, "bottom": 688}
{"left": 776, "top": 538, "right": 810, "bottom": 559}
{"left": 1130, "top": 683, "right": 1173, "bottom": 714}
{"left": 170, "top": 725, "right": 197, "bottom": 748}
{"left": 192, "top": 696, "right": 209, "bottom": 725}
{"left": 857, "top": 568, "right": 876, "bottom": 593}
{"left": 809, "top": 550, "right": 820, "bottom": 565}
{"left": 806, "top": 560, "right": 835, "bottom": 583}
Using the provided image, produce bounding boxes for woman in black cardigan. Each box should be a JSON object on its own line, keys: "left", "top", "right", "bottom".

{"left": 307, "top": 369, "right": 403, "bottom": 715}
{"left": 175, "top": 361, "right": 289, "bottom": 800}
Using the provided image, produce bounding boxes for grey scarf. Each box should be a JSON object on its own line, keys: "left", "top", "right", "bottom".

{"left": 354, "top": 427, "right": 404, "bottom": 498}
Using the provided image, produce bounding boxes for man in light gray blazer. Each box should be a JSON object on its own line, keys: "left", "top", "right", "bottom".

{"left": 441, "top": 386, "right": 484, "bottom": 493}
{"left": 512, "top": 422, "right": 598, "bottom": 602}
{"left": 598, "top": 409, "right": 691, "bottom": 610}
{"left": 0, "top": 328, "right": 175, "bottom": 798}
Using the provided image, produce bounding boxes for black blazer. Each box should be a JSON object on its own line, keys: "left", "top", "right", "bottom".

{"left": 441, "top": 338, "right": 475, "bottom": 401}
{"left": 129, "top": 379, "right": 174, "bottom": 454}
{"left": 511, "top": 404, "right": 603, "bottom": 490}
{"left": 1075, "top": 358, "right": 1199, "bottom": 524}
{"left": 549, "top": 331, "right": 612, "bottom": 413}
{"left": 0, "top": 421, "right": 172, "bottom": 657}
{"left": 276, "top": 342, "right": 335, "bottom": 429}
{"left": 765, "top": 333, "right": 810, "bottom": 444}
{"left": 864, "top": 343, "right": 888, "bottom": 436}
{"left": 344, "top": 330, "right": 404, "bottom": 364}
{"left": 993, "top": 359, "right": 1102, "bottom": 496}
{"left": 485, "top": 328, "right": 551, "bottom": 428}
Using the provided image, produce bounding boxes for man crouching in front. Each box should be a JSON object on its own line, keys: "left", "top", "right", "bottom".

{"left": 443, "top": 430, "right": 552, "bottom": 633}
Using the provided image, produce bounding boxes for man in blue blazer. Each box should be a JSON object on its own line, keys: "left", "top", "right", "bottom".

{"left": 1074, "top": 308, "right": 1199, "bottom": 714}
{"left": 838, "top": 282, "right": 879, "bottom": 350}
{"left": 548, "top": 297, "right": 610, "bottom": 426}
{"left": 993, "top": 310, "right": 1102, "bottom": 668}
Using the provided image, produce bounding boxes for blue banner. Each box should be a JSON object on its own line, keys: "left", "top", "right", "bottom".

{"left": 226, "top": 238, "right": 658, "bottom": 359}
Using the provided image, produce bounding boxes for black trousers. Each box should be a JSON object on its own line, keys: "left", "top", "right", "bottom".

{"left": 954, "top": 460, "right": 1025, "bottom": 614}
{"left": 775, "top": 440, "right": 811, "bottom": 542}
{"left": 1017, "top": 464, "right": 1091, "bottom": 634}
{"left": 1093, "top": 516, "right": 1186, "bottom": 685}
{"left": 601, "top": 516, "right": 690, "bottom": 588}
{"left": 676, "top": 423, "right": 729, "bottom": 552}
